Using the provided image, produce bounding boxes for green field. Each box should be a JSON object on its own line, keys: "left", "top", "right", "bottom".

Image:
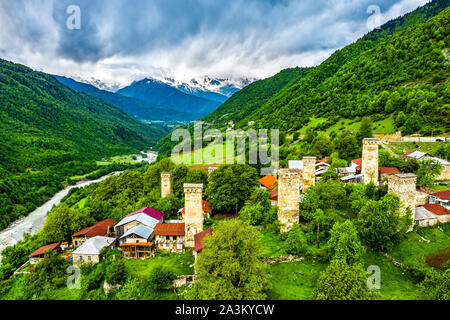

{"left": 387, "top": 141, "right": 448, "bottom": 157}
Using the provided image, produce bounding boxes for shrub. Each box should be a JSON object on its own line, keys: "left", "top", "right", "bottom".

{"left": 149, "top": 265, "right": 177, "bottom": 291}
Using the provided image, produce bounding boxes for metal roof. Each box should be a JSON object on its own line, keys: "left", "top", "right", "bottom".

{"left": 289, "top": 160, "right": 303, "bottom": 170}
{"left": 120, "top": 225, "right": 154, "bottom": 240}
{"left": 72, "top": 236, "right": 115, "bottom": 255}
{"left": 114, "top": 212, "right": 160, "bottom": 229}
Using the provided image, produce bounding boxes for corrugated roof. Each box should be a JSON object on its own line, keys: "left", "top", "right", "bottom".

{"left": 127, "top": 207, "right": 165, "bottom": 220}
{"left": 258, "top": 175, "right": 278, "bottom": 190}
{"left": 431, "top": 190, "right": 450, "bottom": 201}
{"left": 415, "top": 207, "right": 436, "bottom": 221}
{"left": 120, "top": 225, "right": 154, "bottom": 240}
{"left": 72, "top": 219, "right": 116, "bottom": 238}
{"left": 422, "top": 204, "right": 450, "bottom": 216}
{"left": 351, "top": 158, "right": 362, "bottom": 165}
{"left": 195, "top": 229, "right": 213, "bottom": 253}
{"left": 154, "top": 223, "right": 185, "bottom": 236}
{"left": 72, "top": 236, "right": 115, "bottom": 255}
{"left": 115, "top": 212, "right": 160, "bottom": 229}
{"left": 29, "top": 242, "right": 60, "bottom": 258}
{"left": 120, "top": 242, "right": 153, "bottom": 247}
{"left": 378, "top": 167, "right": 400, "bottom": 174}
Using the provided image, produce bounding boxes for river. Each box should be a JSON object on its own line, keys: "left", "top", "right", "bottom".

{"left": 0, "top": 171, "right": 122, "bottom": 260}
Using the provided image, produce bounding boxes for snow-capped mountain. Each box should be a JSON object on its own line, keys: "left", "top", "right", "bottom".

{"left": 71, "top": 76, "right": 122, "bottom": 93}
{"left": 161, "top": 76, "right": 255, "bottom": 100}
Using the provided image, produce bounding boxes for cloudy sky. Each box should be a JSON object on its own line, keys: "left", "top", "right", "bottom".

{"left": 0, "top": 0, "right": 429, "bottom": 89}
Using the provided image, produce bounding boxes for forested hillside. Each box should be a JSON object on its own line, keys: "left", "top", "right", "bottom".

{"left": 202, "top": 67, "right": 311, "bottom": 127}
{"left": 54, "top": 76, "right": 201, "bottom": 122}
{"left": 247, "top": 2, "right": 450, "bottom": 133}
{"left": 0, "top": 59, "right": 168, "bottom": 230}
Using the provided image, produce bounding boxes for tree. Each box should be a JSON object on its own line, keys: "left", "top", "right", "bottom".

{"left": 284, "top": 223, "right": 310, "bottom": 256}
{"left": 334, "top": 131, "right": 359, "bottom": 161}
{"left": 356, "top": 194, "right": 412, "bottom": 251}
{"left": 416, "top": 158, "right": 443, "bottom": 188}
{"left": 403, "top": 113, "right": 423, "bottom": 135}
{"left": 188, "top": 220, "right": 270, "bottom": 300}
{"left": 419, "top": 269, "right": 450, "bottom": 300}
{"left": 313, "top": 259, "right": 377, "bottom": 300}
{"left": 149, "top": 265, "right": 177, "bottom": 290}
{"left": 206, "top": 165, "right": 259, "bottom": 213}
{"left": 105, "top": 259, "right": 128, "bottom": 286}
{"left": 311, "top": 135, "right": 332, "bottom": 158}
{"left": 328, "top": 221, "right": 364, "bottom": 264}
{"left": 312, "top": 209, "right": 326, "bottom": 248}
{"left": 42, "top": 204, "right": 75, "bottom": 243}
{"left": 356, "top": 117, "right": 373, "bottom": 144}
{"left": 395, "top": 112, "right": 407, "bottom": 127}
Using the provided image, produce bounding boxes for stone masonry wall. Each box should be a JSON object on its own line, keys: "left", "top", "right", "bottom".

{"left": 362, "top": 138, "right": 380, "bottom": 184}
{"left": 302, "top": 157, "right": 316, "bottom": 191}
{"left": 184, "top": 183, "right": 204, "bottom": 248}
{"left": 278, "top": 169, "right": 301, "bottom": 232}
{"left": 161, "top": 172, "right": 173, "bottom": 198}
{"left": 388, "top": 173, "right": 417, "bottom": 225}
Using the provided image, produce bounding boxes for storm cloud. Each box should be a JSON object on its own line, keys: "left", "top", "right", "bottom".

{"left": 0, "top": 0, "right": 429, "bottom": 87}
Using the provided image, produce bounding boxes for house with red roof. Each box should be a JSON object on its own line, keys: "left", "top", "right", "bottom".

{"left": 194, "top": 229, "right": 213, "bottom": 259}
{"left": 72, "top": 219, "right": 116, "bottom": 247}
{"left": 429, "top": 190, "right": 450, "bottom": 210}
{"left": 29, "top": 242, "right": 60, "bottom": 264}
{"left": 258, "top": 175, "right": 278, "bottom": 190}
{"left": 415, "top": 203, "right": 450, "bottom": 227}
{"left": 179, "top": 200, "right": 212, "bottom": 219}
{"left": 127, "top": 207, "right": 165, "bottom": 221}
{"left": 154, "top": 223, "right": 185, "bottom": 253}
{"left": 378, "top": 167, "right": 400, "bottom": 184}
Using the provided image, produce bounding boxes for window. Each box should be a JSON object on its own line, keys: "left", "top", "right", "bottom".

{"left": 166, "top": 236, "right": 170, "bottom": 241}
{"left": 88, "top": 256, "right": 91, "bottom": 261}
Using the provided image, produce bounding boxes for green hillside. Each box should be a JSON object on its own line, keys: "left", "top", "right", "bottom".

{"left": 247, "top": 2, "right": 450, "bottom": 134}
{"left": 0, "top": 59, "right": 168, "bottom": 230}
{"left": 202, "top": 67, "right": 311, "bottom": 127}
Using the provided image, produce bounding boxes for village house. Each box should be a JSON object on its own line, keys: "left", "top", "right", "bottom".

{"left": 114, "top": 207, "right": 164, "bottom": 238}
{"left": 179, "top": 200, "right": 212, "bottom": 220}
{"left": 340, "top": 174, "right": 364, "bottom": 184}
{"left": 154, "top": 223, "right": 185, "bottom": 253}
{"left": 72, "top": 236, "right": 116, "bottom": 266}
{"left": 119, "top": 225, "right": 155, "bottom": 259}
{"left": 429, "top": 190, "right": 450, "bottom": 210}
{"left": 351, "top": 158, "right": 362, "bottom": 171}
{"left": 194, "top": 228, "right": 213, "bottom": 260}
{"left": 378, "top": 167, "right": 400, "bottom": 184}
{"left": 337, "top": 166, "right": 357, "bottom": 177}
{"left": 289, "top": 160, "right": 330, "bottom": 182}
{"left": 402, "top": 151, "right": 450, "bottom": 180}
{"left": 72, "top": 219, "right": 116, "bottom": 247}
{"left": 258, "top": 174, "right": 278, "bottom": 191}
{"left": 28, "top": 242, "right": 60, "bottom": 265}
{"left": 415, "top": 203, "right": 450, "bottom": 227}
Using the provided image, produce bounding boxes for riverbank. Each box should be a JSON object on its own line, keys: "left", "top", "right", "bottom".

{"left": 0, "top": 172, "right": 122, "bottom": 260}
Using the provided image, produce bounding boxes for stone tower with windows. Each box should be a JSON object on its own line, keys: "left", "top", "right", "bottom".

{"left": 278, "top": 169, "right": 301, "bottom": 232}
{"left": 302, "top": 156, "right": 316, "bottom": 191}
{"left": 183, "top": 183, "right": 204, "bottom": 248}
{"left": 161, "top": 172, "right": 173, "bottom": 198}
{"left": 362, "top": 138, "right": 380, "bottom": 184}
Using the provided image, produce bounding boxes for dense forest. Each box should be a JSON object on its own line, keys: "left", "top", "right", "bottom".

{"left": 249, "top": 5, "right": 450, "bottom": 134}
{"left": 0, "top": 59, "right": 169, "bottom": 230}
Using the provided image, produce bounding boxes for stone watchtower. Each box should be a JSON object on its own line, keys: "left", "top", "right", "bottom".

{"left": 161, "top": 172, "right": 173, "bottom": 198}
{"left": 302, "top": 157, "right": 316, "bottom": 191}
{"left": 362, "top": 138, "right": 380, "bottom": 184}
{"left": 183, "top": 183, "right": 204, "bottom": 248}
{"left": 388, "top": 173, "right": 417, "bottom": 217}
{"left": 278, "top": 169, "right": 301, "bottom": 232}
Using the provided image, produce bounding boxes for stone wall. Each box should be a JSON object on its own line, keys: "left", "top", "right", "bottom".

{"left": 362, "top": 138, "right": 380, "bottom": 184}
{"left": 437, "top": 165, "right": 450, "bottom": 181}
{"left": 161, "top": 172, "right": 173, "bottom": 198}
{"left": 302, "top": 157, "right": 316, "bottom": 191}
{"left": 184, "top": 184, "right": 204, "bottom": 248}
{"left": 278, "top": 169, "right": 301, "bottom": 232}
{"left": 388, "top": 173, "right": 417, "bottom": 224}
